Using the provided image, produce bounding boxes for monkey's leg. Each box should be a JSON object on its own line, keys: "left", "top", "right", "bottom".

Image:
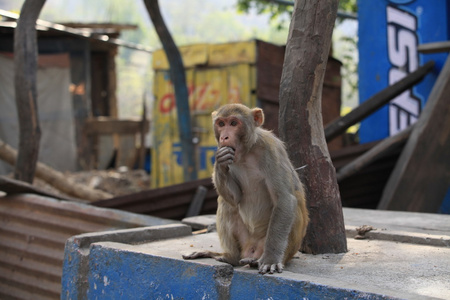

{"left": 182, "top": 251, "right": 238, "bottom": 265}
{"left": 258, "top": 193, "right": 297, "bottom": 274}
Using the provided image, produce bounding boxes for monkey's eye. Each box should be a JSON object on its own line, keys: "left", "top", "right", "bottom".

{"left": 218, "top": 121, "right": 225, "bottom": 127}
{"left": 230, "top": 120, "right": 238, "bottom": 126}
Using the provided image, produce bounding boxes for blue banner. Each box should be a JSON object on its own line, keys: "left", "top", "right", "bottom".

{"left": 358, "top": 0, "right": 449, "bottom": 143}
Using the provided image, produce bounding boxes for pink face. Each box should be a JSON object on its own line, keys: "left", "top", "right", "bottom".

{"left": 214, "top": 116, "right": 242, "bottom": 150}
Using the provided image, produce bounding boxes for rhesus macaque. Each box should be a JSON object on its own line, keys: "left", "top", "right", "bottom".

{"left": 183, "top": 103, "right": 309, "bottom": 274}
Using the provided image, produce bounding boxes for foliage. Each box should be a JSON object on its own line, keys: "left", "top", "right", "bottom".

{"left": 236, "top": 0, "right": 293, "bottom": 29}
{"left": 236, "top": 0, "right": 357, "bottom": 28}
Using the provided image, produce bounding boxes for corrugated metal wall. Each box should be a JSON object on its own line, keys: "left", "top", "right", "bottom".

{"left": 0, "top": 193, "right": 176, "bottom": 299}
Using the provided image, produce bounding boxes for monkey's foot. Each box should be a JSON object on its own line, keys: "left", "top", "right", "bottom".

{"left": 239, "top": 258, "right": 259, "bottom": 268}
{"left": 259, "top": 262, "right": 284, "bottom": 274}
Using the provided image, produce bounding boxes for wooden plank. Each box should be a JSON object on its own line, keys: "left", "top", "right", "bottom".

{"left": 92, "top": 177, "right": 217, "bottom": 220}
{"left": 330, "top": 141, "right": 379, "bottom": 169}
{"left": 84, "top": 118, "right": 148, "bottom": 135}
{"left": 84, "top": 118, "right": 150, "bottom": 135}
{"left": 418, "top": 41, "right": 450, "bottom": 54}
{"left": 336, "top": 126, "right": 413, "bottom": 182}
{"left": 185, "top": 185, "right": 208, "bottom": 218}
{"left": 378, "top": 56, "right": 450, "bottom": 212}
{"left": 116, "top": 135, "right": 136, "bottom": 169}
{"left": 256, "top": 40, "right": 285, "bottom": 103}
{"left": 324, "top": 61, "right": 435, "bottom": 142}
{"left": 0, "top": 175, "right": 76, "bottom": 201}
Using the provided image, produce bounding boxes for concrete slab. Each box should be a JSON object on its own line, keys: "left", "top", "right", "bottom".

{"left": 344, "top": 208, "right": 450, "bottom": 247}
{"left": 62, "top": 208, "right": 450, "bottom": 299}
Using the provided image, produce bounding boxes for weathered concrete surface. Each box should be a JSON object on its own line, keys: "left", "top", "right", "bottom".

{"left": 62, "top": 208, "right": 450, "bottom": 299}
{"left": 344, "top": 208, "right": 450, "bottom": 246}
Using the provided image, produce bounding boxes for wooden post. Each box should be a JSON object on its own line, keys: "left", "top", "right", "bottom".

{"left": 185, "top": 185, "right": 208, "bottom": 218}
{"left": 138, "top": 98, "right": 148, "bottom": 170}
{"left": 13, "top": 0, "right": 46, "bottom": 183}
{"left": 325, "top": 61, "right": 434, "bottom": 142}
{"left": 278, "top": 0, "right": 347, "bottom": 254}
{"left": 378, "top": 56, "right": 450, "bottom": 212}
{"left": 144, "top": 0, "right": 197, "bottom": 182}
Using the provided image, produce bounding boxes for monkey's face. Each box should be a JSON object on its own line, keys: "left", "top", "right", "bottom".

{"left": 214, "top": 116, "right": 243, "bottom": 150}
{"left": 211, "top": 104, "right": 264, "bottom": 163}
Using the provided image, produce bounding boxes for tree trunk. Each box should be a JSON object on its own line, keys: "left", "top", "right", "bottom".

{"left": 278, "top": 0, "right": 347, "bottom": 254}
{"left": 13, "top": 0, "right": 46, "bottom": 183}
{"left": 144, "top": 0, "right": 198, "bottom": 182}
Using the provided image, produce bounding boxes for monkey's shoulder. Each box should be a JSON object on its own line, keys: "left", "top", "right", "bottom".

{"left": 255, "top": 129, "right": 285, "bottom": 149}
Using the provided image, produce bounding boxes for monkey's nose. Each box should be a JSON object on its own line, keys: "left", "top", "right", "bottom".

{"left": 220, "top": 136, "right": 231, "bottom": 147}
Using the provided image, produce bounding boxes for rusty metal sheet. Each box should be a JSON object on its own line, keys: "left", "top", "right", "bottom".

{"left": 0, "top": 193, "right": 177, "bottom": 299}
{"left": 93, "top": 177, "right": 218, "bottom": 220}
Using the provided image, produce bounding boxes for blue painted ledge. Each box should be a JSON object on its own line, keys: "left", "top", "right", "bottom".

{"left": 61, "top": 223, "right": 425, "bottom": 300}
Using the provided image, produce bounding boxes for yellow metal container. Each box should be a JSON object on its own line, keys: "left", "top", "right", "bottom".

{"left": 152, "top": 41, "right": 257, "bottom": 187}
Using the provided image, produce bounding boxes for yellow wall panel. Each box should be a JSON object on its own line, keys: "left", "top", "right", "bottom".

{"left": 152, "top": 41, "right": 258, "bottom": 187}
{"left": 208, "top": 41, "right": 256, "bottom": 66}
{"left": 153, "top": 44, "right": 209, "bottom": 70}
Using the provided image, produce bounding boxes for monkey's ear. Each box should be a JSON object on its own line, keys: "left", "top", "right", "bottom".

{"left": 252, "top": 108, "right": 264, "bottom": 127}
{"left": 211, "top": 110, "right": 217, "bottom": 119}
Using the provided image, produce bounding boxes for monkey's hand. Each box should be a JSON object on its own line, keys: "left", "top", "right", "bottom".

{"left": 215, "top": 146, "right": 235, "bottom": 170}
{"left": 257, "top": 255, "right": 284, "bottom": 274}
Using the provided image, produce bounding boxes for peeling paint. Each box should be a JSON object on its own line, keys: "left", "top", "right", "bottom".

{"left": 103, "top": 276, "right": 110, "bottom": 287}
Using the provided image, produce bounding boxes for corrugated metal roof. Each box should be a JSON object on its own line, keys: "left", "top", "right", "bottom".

{"left": 0, "top": 9, "right": 153, "bottom": 53}
{"left": 0, "top": 193, "right": 177, "bottom": 299}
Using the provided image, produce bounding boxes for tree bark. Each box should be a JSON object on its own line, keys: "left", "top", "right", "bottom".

{"left": 278, "top": 0, "right": 347, "bottom": 254}
{"left": 144, "top": 0, "right": 197, "bottom": 182}
{"left": 13, "top": 0, "right": 46, "bottom": 183}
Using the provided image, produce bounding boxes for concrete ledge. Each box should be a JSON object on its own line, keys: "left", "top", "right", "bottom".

{"left": 61, "top": 224, "right": 192, "bottom": 299}
{"left": 66, "top": 239, "right": 422, "bottom": 300}
{"left": 344, "top": 208, "right": 450, "bottom": 247}
{"left": 183, "top": 208, "right": 450, "bottom": 247}
{"left": 62, "top": 209, "right": 450, "bottom": 299}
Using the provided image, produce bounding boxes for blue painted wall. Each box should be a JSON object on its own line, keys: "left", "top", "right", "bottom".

{"left": 62, "top": 240, "right": 403, "bottom": 299}
{"left": 87, "top": 244, "right": 225, "bottom": 299}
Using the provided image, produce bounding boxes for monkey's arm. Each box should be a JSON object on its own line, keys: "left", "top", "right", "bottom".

{"left": 260, "top": 188, "right": 296, "bottom": 273}
{"left": 258, "top": 159, "right": 298, "bottom": 274}
{"left": 213, "top": 147, "right": 242, "bottom": 206}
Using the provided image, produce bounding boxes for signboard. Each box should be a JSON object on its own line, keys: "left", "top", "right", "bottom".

{"left": 152, "top": 42, "right": 256, "bottom": 187}
{"left": 358, "top": 0, "right": 449, "bottom": 143}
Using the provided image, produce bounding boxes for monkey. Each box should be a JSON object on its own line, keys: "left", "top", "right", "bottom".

{"left": 183, "top": 103, "right": 309, "bottom": 274}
